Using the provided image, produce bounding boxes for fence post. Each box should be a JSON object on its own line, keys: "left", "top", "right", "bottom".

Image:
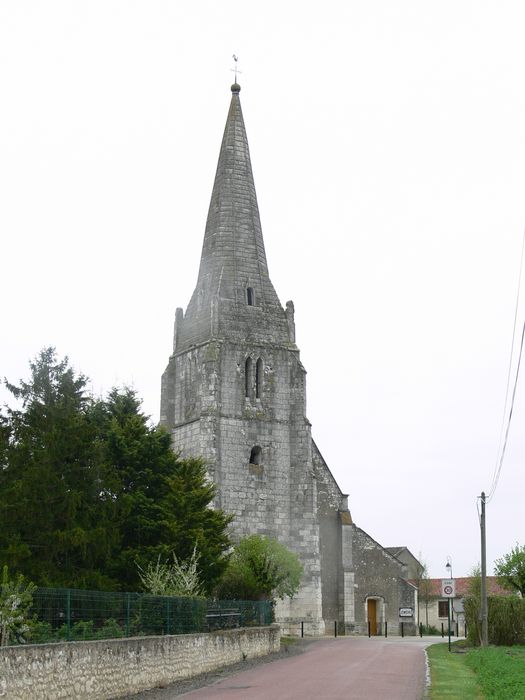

{"left": 66, "top": 589, "right": 71, "bottom": 641}
{"left": 166, "top": 597, "right": 171, "bottom": 635}
{"left": 385, "top": 621, "right": 388, "bottom": 638}
{"left": 465, "top": 622, "right": 467, "bottom": 638}
{"left": 334, "top": 620, "right": 337, "bottom": 638}
{"left": 301, "top": 621, "right": 304, "bottom": 638}
{"left": 368, "top": 621, "right": 371, "bottom": 638}
{"left": 125, "top": 593, "right": 130, "bottom": 637}
{"left": 441, "top": 622, "right": 444, "bottom": 637}
{"left": 419, "top": 622, "right": 423, "bottom": 638}
{"left": 401, "top": 622, "right": 404, "bottom": 638}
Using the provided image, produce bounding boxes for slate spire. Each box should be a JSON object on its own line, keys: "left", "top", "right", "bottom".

{"left": 176, "top": 83, "right": 289, "bottom": 350}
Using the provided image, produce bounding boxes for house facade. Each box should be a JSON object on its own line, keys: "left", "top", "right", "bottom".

{"left": 419, "top": 577, "right": 511, "bottom": 634}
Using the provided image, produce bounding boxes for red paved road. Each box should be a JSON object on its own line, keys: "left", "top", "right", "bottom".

{"left": 176, "top": 637, "right": 427, "bottom": 700}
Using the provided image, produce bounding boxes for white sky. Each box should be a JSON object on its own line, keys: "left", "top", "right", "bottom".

{"left": 1, "top": 1, "right": 524, "bottom": 579}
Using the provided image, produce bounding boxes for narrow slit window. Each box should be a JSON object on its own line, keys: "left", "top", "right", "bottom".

{"left": 255, "top": 358, "right": 263, "bottom": 398}
{"left": 249, "top": 446, "right": 262, "bottom": 465}
{"left": 247, "top": 287, "right": 254, "bottom": 306}
{"left": 245, "top": 357, "right": 252, "bottom": 398}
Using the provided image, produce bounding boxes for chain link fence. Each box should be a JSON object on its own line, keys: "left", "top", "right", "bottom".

{"left": 23, "top": 588, "right": 272, "bottom": 644}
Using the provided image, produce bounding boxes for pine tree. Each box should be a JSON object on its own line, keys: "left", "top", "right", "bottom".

{"left": 97, "top": 388, "right": 233, "bottom": 593}
{"left": 0, "top": 348, "right": 117, "bottom": 588}
{"left": 98, "top": 387, "right": 182, "bottom": 587}
{"left": 0, "top": 353, "right": 233, "bottom": 594}
{"left": 159, "top": 457, "right": 233, "bottom": 594}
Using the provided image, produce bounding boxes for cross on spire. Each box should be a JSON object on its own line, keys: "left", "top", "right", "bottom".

{"left": 231, "top": 54, "right": 242, "bottom": 83}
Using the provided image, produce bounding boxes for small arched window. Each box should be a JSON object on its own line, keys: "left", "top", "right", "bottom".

{"left": 255, "top": 358, "right": 263, "bottom": 399}
{"left": 245, "top": 357, "right": 253, "bottom": 398}
{"left": 247, "top": 287, "right": 255, "bottom": 306}
{"left": 249, "top": 446, "right": 262, "bottom": 465}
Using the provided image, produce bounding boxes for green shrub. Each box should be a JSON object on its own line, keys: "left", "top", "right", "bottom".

{"left": 57, "top": 620, "right": 95, "bottom": 641}
{"left": 214, "top": 535, "right": 302, "bottom": 602}
{"left": 0, "top": 566, "right": 36, "bottom": 646}
{"left": 130, "top": 594, "right": 206, "bottom": 636}
{"left": 489, "top": 597, "right": 525, "bottom": 646}
{"left": 464, "top": 595, "right": 525, "bottom": 646}
{"left": 27, "top": 621, "right": 57, "bottom": 644}
{"left": 207, "top": 599, "right": 273, "bottom": 627}
{"left": 137, "top": 548, "right": 204, "bottom": 597}
{"left": 23, "top": 618, "right": 124, "bottom": 643}
{"left": 94, "top": 618, "right": 124, "bottom": 640}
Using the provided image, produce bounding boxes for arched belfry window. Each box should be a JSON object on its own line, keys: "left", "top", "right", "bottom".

{"left": 245, "top": 357, "right": 253, "bottom": 398}
{"left": 255, "top": 358, "right": 263, "bottom": 399}
{"left": 249, "top": 446, "right": 262, "bottom": 465}
{"left": 247, "top": 287, "right": 255, "bottom": 306}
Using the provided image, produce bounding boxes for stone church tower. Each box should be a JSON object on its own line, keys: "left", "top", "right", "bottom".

{"left": 161, "top": 83, "right": 417, "bottom": 635}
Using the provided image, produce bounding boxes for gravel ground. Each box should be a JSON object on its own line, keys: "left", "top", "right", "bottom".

{"left": 124, "top": 637, "right": 323, "bottom": 699}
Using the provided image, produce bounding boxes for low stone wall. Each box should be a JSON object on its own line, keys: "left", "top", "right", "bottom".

{"left": 0, "top": 625, "right": 280, "bottom": 700}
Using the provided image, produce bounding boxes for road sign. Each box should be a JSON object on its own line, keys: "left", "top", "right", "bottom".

{"left": 399, "top": 608, "right": 413, "bottom": 617}
{"left": 441, "top": 578, "right": 455, "bottom": 597}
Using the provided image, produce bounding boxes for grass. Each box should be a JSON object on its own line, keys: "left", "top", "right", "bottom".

{"left": 465, "top": 646, "right": 525, "bottom": 700}
{"left": 280, "top": 636, "right": 299, "bottom": 649}
{"left": 427, "top": 642, "right": 482, "bottom": 699}
{"left": 427, "top": 642, "right": 525, "bottom": 700}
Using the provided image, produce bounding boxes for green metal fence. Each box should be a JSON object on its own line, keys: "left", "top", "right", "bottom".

{"left": 25, "top": 588, "right": 272, "bottom": 644}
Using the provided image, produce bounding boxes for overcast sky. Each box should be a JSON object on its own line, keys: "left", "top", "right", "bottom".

{"left": 1, "top": 1, "right": 524, "bottom": 579}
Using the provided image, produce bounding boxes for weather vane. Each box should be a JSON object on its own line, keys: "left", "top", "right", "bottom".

{"left": 231, "top": 54, "right": 242, "bottom": 82}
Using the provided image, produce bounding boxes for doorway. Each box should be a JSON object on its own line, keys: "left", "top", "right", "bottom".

{"left": 367, "top": 598, "right": 377, "bottom": 635}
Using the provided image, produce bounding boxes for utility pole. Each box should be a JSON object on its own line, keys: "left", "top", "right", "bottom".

{"left": 480, "top": 491, "right": 488, "bottom": 646}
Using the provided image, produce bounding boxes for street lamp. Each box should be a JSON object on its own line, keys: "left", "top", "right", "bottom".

{"left": 445, "top": 556, "right": 453, "bottom": 580}
{"left": 445, "top": 556, "right": 454, "bottom": 648}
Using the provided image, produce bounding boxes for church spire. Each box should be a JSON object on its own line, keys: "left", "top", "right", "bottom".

{"left": 176, "top": 83, "right": 288, "bottom": 350}
{"left": 197, "top": 82, "right": 281, "bottom": 307}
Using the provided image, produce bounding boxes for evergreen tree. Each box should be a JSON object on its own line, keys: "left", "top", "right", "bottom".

{"left": 97, "top": 387, "right": 188, "bottom": 588}
{"left": 0, "top": 412, "right": 9, "bottom": 468}
{"left": 90, "top": 387, "right": 233, "bottom": 592}
{"left": 0, "top": 348, "right": 117, "bottom": 588}
{"left": 158, "top": 457, "right": 233, "bottom": 594}
{"left": 0, "top": 352, "right": 233, "bottom": 593}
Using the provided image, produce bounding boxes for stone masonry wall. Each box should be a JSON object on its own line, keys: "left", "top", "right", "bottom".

{"left": 0, "top": 626, "right": 280, "bottom": 700}
{"left": 164, "top": 334, "right": 325, "bottom": 632}
{"left": 312, "top": 442, "right": 348, "bottom": 627}
{"left": 351, "top": 526, "right": 416, "bottom": 635}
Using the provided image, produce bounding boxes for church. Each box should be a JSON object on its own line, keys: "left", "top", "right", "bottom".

{"left": 160, "top": 82, "right": 418, "bottom": 635}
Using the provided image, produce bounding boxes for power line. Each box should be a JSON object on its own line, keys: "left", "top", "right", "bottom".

{"left": 487, "top": 317, "right": 525, "bottom": 502}
{"left": 477, "top": 227, "right": 524, "bottom": 651}
{"left": 487, "top": 227, "right": 525, "bottom": 502}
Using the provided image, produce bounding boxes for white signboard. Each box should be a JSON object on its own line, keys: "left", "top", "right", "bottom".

{"left": 441, "top": 578, "right": 456, "bottom": 598}
{"left": 399, "top": 608, "right": 413, "bottom": 617}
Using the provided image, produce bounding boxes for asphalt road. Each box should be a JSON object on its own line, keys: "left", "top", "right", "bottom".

{"left": 132, "top": 636, "right": 432, "bottom": 700}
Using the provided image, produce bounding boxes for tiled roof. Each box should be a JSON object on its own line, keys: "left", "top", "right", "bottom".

{"left": 412, "top": 576, "right": 512, "bottom": 597}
